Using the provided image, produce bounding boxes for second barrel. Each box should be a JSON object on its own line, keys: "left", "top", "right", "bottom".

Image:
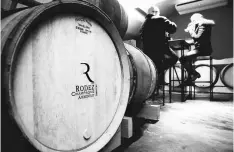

{"left": 124, "top": 43, "right": 157, "bottom": 104}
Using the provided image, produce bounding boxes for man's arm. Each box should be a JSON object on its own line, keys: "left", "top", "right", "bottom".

{"left": 190, "top": 24, "right": 205, "bottom": 39}
{"left": 163, "top": 17, "right": 177, "bottom": 34}
{"left": 190, "top": 19, "right": 215, "bottom": 39}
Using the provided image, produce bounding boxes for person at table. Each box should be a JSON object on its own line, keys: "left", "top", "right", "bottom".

{"left": 140, "top": 5, "right": 178, "bottom": 85}
{"left": 179, "top": 13, "right": 215, "bottom": 85}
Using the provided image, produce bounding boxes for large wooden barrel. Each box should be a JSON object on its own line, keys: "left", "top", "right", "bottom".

{"left": 164, "top": 65, "right": 188, "bottom": 87}
{"left": 124, "top": 43, "right": 157, "bottom": 104}
{"left": 1, "top": 1, "right": 131, "bottom": 152}
{"left": 220, "top": 63, "right": 233, "bottom": 89}
{"left": 194, "top": 64, "right": 218, "bottom": 88}
{"left": 89, "top": 1, "right": 147, "bottom": 40}
{"left": 96, "top": 0, "right": 128, "bottom": 38}
{"left": 122, "top": 8, "right": 146, "bottom": 40}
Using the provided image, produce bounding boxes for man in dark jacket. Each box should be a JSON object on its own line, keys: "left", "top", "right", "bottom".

{"left": 141, "top": 6, "right": 178, "bottom": 85}
{"left": 180, "top": 13, "right": 215, "bottom": 85}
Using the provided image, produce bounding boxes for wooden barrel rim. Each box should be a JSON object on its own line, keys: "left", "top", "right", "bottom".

{"left": 145, "top": 55, "right": 157, "bottom": 99}
{"left": 1, "top": 7, "right": 30, "bottom": 19}
{"left": 125, "top": 50, "right": 138, "bottom": 102}
{"left": 220, "top": 63, "right": 233, "bottom": 89}
{"left": 1, "top": 7, "right": 37, "bottom": 52}
{"left": 194, "top": 64, "right": 219, "bottom": 88}
{"left": 2, "top": 1, "right": 130, "bottom": 151}
{"left": 135, "top": 46, "right": 156, "bottom": 100}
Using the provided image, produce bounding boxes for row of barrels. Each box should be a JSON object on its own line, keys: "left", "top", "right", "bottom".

{"left": 2, "top": 1, "right": 232, "bottom": 151}
{"left": 1, "top": 1, "right": 156, "bottom": 152}
{"left": 164, "top": 63, "right": 233, "bottom": 89}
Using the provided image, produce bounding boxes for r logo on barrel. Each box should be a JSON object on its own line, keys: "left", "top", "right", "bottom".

{"left": 70, "top": 63, "right": 97, "bottom": 99}
{"left": 81, "top": 63, "right": 94, "bottom": 83}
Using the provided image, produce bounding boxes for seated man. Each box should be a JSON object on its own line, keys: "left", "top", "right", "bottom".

{"left": 140, "top": 5, "right": 178, "bottom": 86}
{"left": 180, "top": 13, "right": 215, "bottom": 85}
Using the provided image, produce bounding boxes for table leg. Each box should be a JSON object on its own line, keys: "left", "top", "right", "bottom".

{"left": 181, "top": 47, "right": 185, "bottom": 102}
{"left": 169, "top": 67, "right": 172, "bottom": 103}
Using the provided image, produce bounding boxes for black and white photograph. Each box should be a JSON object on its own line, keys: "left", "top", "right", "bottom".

{"left": 1, "top": 0, "right": 233, "bottom": 151}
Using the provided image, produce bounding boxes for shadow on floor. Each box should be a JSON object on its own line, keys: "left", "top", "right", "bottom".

{"left": 112, "top": 118, "right": 159, "bottom": 152}
{"left": 120, "top": 96, "right": 233, "bottom": 152}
